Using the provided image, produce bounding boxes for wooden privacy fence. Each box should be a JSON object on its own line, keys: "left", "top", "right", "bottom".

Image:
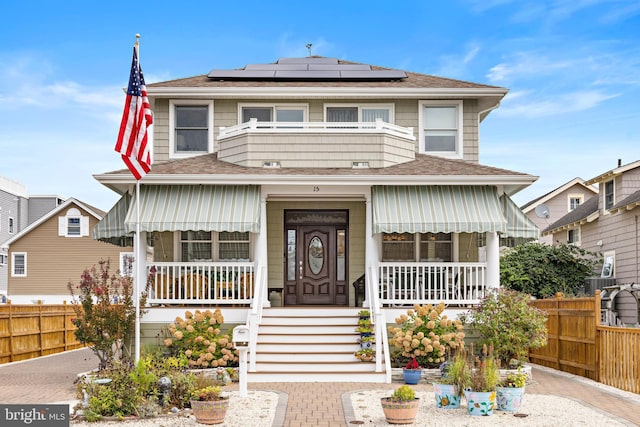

{"left": 0, "top": 302, "right": 83, "bottom": 364}
{"left": 529, "top": 291, "right": 640, "bottom": 394}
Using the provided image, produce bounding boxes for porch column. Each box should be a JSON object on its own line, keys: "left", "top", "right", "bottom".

{"left": 258, "top": 194, "right": 270, "bottom": 307}
{"left": 363, "top": 191, "right": 377, "bottom": 307}
{"left": 486, "top": 231, "right": 500, "bottom": 289}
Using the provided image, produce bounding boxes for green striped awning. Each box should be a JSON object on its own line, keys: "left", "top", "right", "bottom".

{"left": 124, "top": 185, "right": 260, "bottom": 233}
{"left": 372, "top": 185, "right": 507, "bottom": 234}
{"left": 92, "top": 193, "right": 134, "bottom": 247}
{"left": 500, "top": 194, "right": 540, "bottom": 239}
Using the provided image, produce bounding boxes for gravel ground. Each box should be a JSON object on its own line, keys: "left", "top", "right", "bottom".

{"left": 69, "top": 390, "right": 280, "bottom": 426}
{"left": 350, "top": 390, "right": 631, "bottom": 426}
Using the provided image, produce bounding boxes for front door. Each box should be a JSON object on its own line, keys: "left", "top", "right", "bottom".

{"left": 284, "top": 210, "right": 349, "bottom": 306}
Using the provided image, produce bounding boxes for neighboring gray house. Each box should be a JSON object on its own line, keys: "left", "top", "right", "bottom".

{"left": 522, "top": 178, "right": 598, "bottom": 245}
{"left": 543, "top": 159, "right": 640, "bottom": 286}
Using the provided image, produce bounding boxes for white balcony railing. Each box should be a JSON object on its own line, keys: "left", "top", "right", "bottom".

{"left": 147, "top": 262, "right": 254, "bottom": 306}
{"left": 378, "top": 262, "right": 487, "bottom": 306}
{"left": 219, "top": 118, "right": 415, "bottom": 140}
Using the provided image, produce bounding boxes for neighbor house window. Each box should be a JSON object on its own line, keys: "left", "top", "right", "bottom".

{"left": 8, "top": 217, "right": 14, "bottom": 234}
{"left": 382, "top": 232, "right": 452, "bottom": 261}
{"left": 169, "top": 100, "right": 213, "bottom": 157}
{"left": 325, "top": 104, "right": 393, "bottom": 123}
{"left": 58, "top": 208, "right": 88, "bottom": 237}
{"left": 119, "top": 252, "right": 134, "bottom": 277}
{"left": 419, "top": 100, "right": 463, "bottom": 157}
{"left": 567, "top": 228, "right": 580, "bottom": 245}
{"left": 240, "top": 104, "right": 307, "bottom": 124}
{"left": 0, "top": 253, "right": 7, "bottom": 266}
{"left": 569, "top": 195, "right": 582, "bottom": 211}
{"left": 604, "top": 180, "right": 614, "bottom": 210}
{"left": 12, "top": 252, "right": 26, "bottom": 277}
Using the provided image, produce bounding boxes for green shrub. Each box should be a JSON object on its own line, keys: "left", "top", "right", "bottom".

{"left": 390, "top": 385, "right": 416, "bottom": 401}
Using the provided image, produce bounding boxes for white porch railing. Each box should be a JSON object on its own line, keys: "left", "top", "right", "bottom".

{"left": 218, "top": 118, "right": 415, "bottom": 140}
{"left": 147, "top": 262, "right": 254, "bottom": 306}
{"left": 378, "top": 262, "right": 488, "bottom": 306}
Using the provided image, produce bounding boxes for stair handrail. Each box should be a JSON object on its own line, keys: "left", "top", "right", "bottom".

{"left": 246, "top": 263, "right": 266, "bottom": 371}
{"left": 367, "top": 264, "right": 391, "bottom": 382}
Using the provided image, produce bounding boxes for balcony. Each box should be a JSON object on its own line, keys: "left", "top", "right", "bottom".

{"left": 217, "top": 118, "right": 416, "bottom": 168}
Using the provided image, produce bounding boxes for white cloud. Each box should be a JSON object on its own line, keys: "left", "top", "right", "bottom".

{"left": 496, "top": 90, "right": 618, "bottom": 118}
{"left": 434, "top": 43, "right": 482, "bottom": 78}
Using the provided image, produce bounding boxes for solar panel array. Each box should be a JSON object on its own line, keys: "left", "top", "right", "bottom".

{"left": 207, "top": 57, "right": 407, "bottom": 81}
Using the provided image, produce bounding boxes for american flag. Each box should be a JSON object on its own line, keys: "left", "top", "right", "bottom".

{"left": 114, "top": 45, "right": 153, "bottom": 180}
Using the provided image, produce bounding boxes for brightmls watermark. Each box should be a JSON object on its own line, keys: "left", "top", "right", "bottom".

{"left": 1, "top": 405, "right": 68, "bottom": 426}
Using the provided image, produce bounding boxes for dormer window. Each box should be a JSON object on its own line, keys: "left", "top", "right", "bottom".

{"left": 169, "top": 101, "right": 214, "bottom": 158}
{"left": 604, "top": 179, "right": 614, "bottom": 210}
{"left": 419, "top": 100, "right": 463, "bottom": 158}
{"left": 568, "top": 195, "right": 583, "bottom": 211}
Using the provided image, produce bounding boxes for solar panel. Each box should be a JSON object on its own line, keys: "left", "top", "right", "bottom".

{"left": 207, "top": 57, "right": 408, "bottom": 81}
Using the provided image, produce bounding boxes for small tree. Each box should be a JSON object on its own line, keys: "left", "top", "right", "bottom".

{"left": 68, "top": 258, "right": 145, "bottom": 370}
{"left": 500, "top": 242, "right": 599, "bottom": 298}
{"left": 466, "top": 288, "right": 547, "bottom": 367}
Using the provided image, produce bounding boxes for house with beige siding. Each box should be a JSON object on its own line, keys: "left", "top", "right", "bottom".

{"left": 543, "top": 159, "right": 640, "bottom": 286}
{"left": 522, "top": 178, "right": 598, "bottom": 245}
{"left": 2, "top": 198, "right": 133, "bottom": 303}
{"left": 93, "top": 56, "right": 539, "bottom": 382}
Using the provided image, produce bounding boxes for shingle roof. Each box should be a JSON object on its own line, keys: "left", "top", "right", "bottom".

{"left": 610, "top": 189, "right": 640, "bottom": 213}
{"left": 543, "top": 195, "right": 599, "bottom": 233}
{"left": 104, "top": 153, "right": 530, "bottom": 178}
{"left": 148, "top": 57, "right": 504, "bottom": 90}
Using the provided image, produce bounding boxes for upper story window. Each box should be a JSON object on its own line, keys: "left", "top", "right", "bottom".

{"left": 12, "top": 252, "right": 26, "bottom": 277}
{"left": 325, "top": 104, "right": 393, "bottom": 123}
{"left": 58, "top": 208, "right": 89, "bottom": 237}
{"left": 240, "top": 104, "right": 307, "bottom": 123}
{"left": 169, "top": 100, "right": 214, "bottom": 158}
{"left": 604, "top": 180, "right": 614, "bottom": 210}
{"left": 568, "top": 195, "right": 583, "bottom": 211}
{"left": 8, "top": 217, "right": 14, "bottom": 234}
{"left": 419, "top": 100, "right": 463, "bottom": 158}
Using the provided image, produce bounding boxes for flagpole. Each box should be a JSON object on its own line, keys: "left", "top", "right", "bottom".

{"left": 134, "top": 34, "right": 141, "bottom": 364}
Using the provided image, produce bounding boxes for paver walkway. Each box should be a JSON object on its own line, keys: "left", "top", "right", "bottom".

{"left": 1, "top": 348, "right": 638, "bottom": 426}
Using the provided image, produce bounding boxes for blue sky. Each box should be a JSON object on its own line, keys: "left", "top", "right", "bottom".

{"left": 1, "top": 0, "right": 638, "bottom": 210}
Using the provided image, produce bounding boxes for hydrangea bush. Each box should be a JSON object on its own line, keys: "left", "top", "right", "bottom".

{"left": 164, "top": 309, "right": 239, "bottom": 368}
{"left": 388, "top": 302, "right": 465, "bottom": 368}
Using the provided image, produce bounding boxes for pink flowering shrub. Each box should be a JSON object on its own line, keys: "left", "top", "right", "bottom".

{"left": 164, "top": 309, "right": 238, "bottom": 368}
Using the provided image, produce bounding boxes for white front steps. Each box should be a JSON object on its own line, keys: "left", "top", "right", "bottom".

{"left": 247, "top": 307, "right": 388, "bottom": 383}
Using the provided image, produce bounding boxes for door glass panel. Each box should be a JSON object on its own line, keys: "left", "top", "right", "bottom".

{"left": 337, "top": 230, "right": 345, "bottom": 281}
{"left": 308, "top": 236, "right": 324, "bottom": 274}
{"left": 287, "top": 230, "right": 296, "bottom": 281}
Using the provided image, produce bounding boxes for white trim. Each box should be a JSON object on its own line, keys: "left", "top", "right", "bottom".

{"left": 168, "top": 100, "right": 214, "bottom": 159}
{"left": 418, "top": 100, "right": 463, "bottom": 159}
{"left": 11, "top": 252, "right": 26, "bottom": 277}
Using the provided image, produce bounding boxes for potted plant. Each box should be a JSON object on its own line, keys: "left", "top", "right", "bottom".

{"left": 402, "top": 357, "right": 422, "bottom": 384}
{"left": 190, "top": 385, "right": 229, "bottom": 425}
{"left": 496, "top": 367, "right": 527, "bottom": 412}
{"left": 388, "top": 303, "right": 465, "bottom": 369}
{"left": 464, "top": 344, "right": 500, "bottom": 416}
{"left": 358, "top": 309, "right": 370, "bottom": 320}
{"left": 380, "top": 385, "right": 420, "bottom": 424}
{"left": 354, "top": 348, "right": 375, "bottom": 362}
{"left": 358, "top": 334, "right": 375, "bottom": 349}
{"left": 432, "top": 350, "right": 470, "bottom": 409}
